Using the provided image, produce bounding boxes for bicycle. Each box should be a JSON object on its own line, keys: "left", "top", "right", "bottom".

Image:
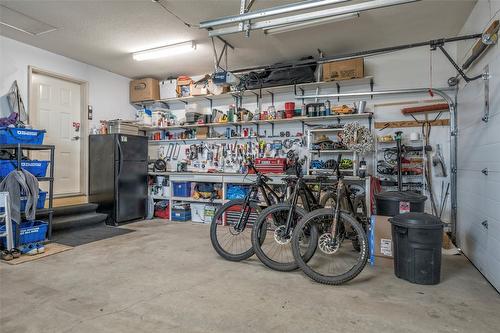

{"left": 291, "top": 155, "right": 369, "bottom": 285}
{"left": 210, "top": 160, "right": 286, "bottom": 262}
{"left": 251, "top": 160, "right": 327, "bottom": 272}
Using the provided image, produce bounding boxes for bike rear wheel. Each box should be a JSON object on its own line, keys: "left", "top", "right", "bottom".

{"left": 291, "top": 209, "right": 368, "bottom": 285}
{"left": 252, "top": 203, "right": 317, "bottom": 271}
{"left": 210, "top": 199, "right": 262, "bottom": 261}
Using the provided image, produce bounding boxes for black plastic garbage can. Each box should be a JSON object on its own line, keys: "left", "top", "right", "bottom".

{"left": 389, "top": 212, "right": 444, "bottom": 285}
{"left": 375, "top": 191, "right": 427, "bottom": 217}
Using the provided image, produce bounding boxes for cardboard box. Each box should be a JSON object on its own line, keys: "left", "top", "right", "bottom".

{"left": 190, "top": 81, "right": 208, "bottom": 96}
{"left": 208, "top": 80, "right": 231, "bottom": 96}
{"left": 196, "top": 126, "right": 209, "bottom": 139}
{"left": 130, "top": 78, "right": 159, "bottom": 102}
{"left": 322, "top": 58, "right": 364, "bottom": 81}
{"left": 159, "top": 79, "right": 177, "bottom": 99}
{"left": 373, "top": 215, "right": 393, "bottom": 258}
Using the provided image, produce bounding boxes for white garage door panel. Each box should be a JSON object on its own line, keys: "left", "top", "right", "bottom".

{"left": 487, "top": 256, "right": 500, "bottom": 292}
{"left": 457, "top": 169, "right": 487, "bottom": 197}
{"left": 458, "top": 113, "right": 500, "bottom": 150}
{"left": 457, "top": 47, "right": 500, "bottom": 291}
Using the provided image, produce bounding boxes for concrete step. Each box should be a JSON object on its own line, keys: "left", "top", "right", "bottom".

{"left": 52, "top": 203, "right": 99, "bottom": 217}
{"left": 52, "top": 211, "right": 108, "bottom": 231}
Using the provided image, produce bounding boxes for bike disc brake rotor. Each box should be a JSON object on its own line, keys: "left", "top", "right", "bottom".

{"left": 273, "top": 225, "right": 291, "bottom": 245}
{"left": 318, "top": 233, "right": 343, "bottom": 254}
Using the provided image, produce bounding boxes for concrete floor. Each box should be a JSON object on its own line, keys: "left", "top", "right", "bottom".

{"left": 1, "top": 220, "right": 499, "bottom": 333}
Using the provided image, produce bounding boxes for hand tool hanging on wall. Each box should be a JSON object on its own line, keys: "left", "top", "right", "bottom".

{"left": 172, "top": 143, "right": 181, "bottom": 161}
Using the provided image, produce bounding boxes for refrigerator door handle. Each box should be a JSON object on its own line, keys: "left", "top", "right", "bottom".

{"left": 116, "top": 136, "right": 124, "bottom": 177}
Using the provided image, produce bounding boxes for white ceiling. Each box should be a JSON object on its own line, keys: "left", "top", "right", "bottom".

{"left": 0, "top": 0, "right": 477, "bottom": 79}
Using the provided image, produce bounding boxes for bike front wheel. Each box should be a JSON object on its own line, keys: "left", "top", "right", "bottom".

{"left": 291, "top": 209, "right": 368, "bottom": 285}
{"left": 210, "top": 199, "right": 262, "bottom": 262}
{"left": 251, "top": 203, "right": 317, "bottom": 272}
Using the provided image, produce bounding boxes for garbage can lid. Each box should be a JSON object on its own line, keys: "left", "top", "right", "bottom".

{"left": 375, "top": 191, "right": 427, "bottom": 203}
{"left": 390, "top": 212, "right": 444, "bottom": 229}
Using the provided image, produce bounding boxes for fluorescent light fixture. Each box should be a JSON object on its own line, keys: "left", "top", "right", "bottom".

{"left": 132, "top": 41, "right": 196, "bottom": 61}
{"left": 0, "top": 5, "right": 57, "bottom": 36}
{"left": 264, "top": 12, "right": 359, "bottom": 35}
{"left": 208, "top": 0, "right": 420, "bottom": 37}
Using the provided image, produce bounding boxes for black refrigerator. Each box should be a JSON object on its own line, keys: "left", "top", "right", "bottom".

{"left": 89, "top": 134, "right": 148, "bottom": 224}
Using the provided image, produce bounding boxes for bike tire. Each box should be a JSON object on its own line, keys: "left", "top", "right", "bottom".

{"left": 210, "top": 199, "right": 262, "bottom": 262}
{"left": 291, "top": 209, "right": 368, "bottom": 285}
{"left": 251, "top": 203, "right": 317, "bottom": 272}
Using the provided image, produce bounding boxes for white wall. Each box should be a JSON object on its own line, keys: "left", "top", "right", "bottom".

{"left": 0, "top": 36, "right": 136, "bottom": 128}
{"left": 455, "top": 0, "right": 500, "bottom": 292}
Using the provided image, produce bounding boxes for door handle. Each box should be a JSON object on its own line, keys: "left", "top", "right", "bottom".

{"left": 72, "top": 136, "right": 81, "bottom": 141}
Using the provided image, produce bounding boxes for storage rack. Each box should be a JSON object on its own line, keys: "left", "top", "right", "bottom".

{"left": 144, "top": 77, "right": 375, "bottom": 221}
{"left": 148, "top": 171, "right": 371, "bottom": 222}
{"left": 374, "top": 139, "right": 425, "bottom": 193}
{"left": 133, "top": 77, "right": 374, "bottom": 110}
{"left": 0, "top": 144, "right": 55, "bottom": 242}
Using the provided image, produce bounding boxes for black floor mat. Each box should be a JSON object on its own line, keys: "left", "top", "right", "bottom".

{"left": 51, "top": 223, "right": 135, "bottom": 247}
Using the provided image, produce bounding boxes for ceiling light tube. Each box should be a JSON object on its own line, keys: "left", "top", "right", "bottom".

{"left": 208, "top": 0, "right": 420, "bottom": 37}
{"left": 132, "top": 41, "right": 196, "bottom": 61}
{"left": 200, "top": 0, "right": 351, "bottom": 28}
{"left": 264, "top": 12, "right": 359, "bottom": 35}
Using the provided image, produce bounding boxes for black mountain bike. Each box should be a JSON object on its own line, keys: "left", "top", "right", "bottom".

{"left": 210, "top": 161, "right": 285, "bottom": 262}
{"left": 251, "top": 161, "right": 327, "bottom": 272}
{"left": 291, "top": 155, "right": 369, "bottom": 285}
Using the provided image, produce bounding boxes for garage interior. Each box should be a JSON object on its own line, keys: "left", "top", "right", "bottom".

{"left": 0, "top": 0, "right": 499, "bottom": 332}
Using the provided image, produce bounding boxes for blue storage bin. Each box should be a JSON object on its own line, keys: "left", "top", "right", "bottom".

{"left": 0, "top": 127, "right": 45, "bottom": 145}
{"left": 0, "top": 160, "right": 49, "bottom": 177}
{"left": 172, "top": 182, "right": 192, "bottom": 197}
{"left": 0, "top": 191, "right": 46, "bottom": 213}
{"left": 0, "top": 220, "right": 48, "bottom": 248}
{"left": 171, "top": 209, "right": 191, "bottom": 221}
{"left": 226, "top": 184, "right": 250, "bottom": 200}
{"left": 21, "top": 191, "right": 47, "bottom": 211}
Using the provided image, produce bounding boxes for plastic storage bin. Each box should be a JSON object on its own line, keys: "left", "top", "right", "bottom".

{"left": 171, "top": 205, "right": 191, "bottom": 222}
{"left": 0, "top": 160, "right": 49, "bottom": 177}
{"left": 0, "top": 220, "right": 48, "bottom": 248}
{"left": 21, "top": 191, "right": 46, "bottom": 211}
{"left": 172, "top": 182, "right": 192, "bottom": 197}
{"left": 226, "top": 184, "right": 250, "bottom": 200}
{"left": 390, "top": 212, "right": 444, "bottom": 285}
{"left": 375, "top": 191, "right": 426, "bottom": 217}
{"left": 0, "top": 127, "right": 45, "bottom": 145}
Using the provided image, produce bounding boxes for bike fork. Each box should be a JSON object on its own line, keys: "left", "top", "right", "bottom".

{"left": 284, "top": 186, "right": 299, "bottom": 235}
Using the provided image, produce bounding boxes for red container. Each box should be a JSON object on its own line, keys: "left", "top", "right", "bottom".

{"left": 285, "top": 102, "right": 295, "bottom": 110}
{"left": 285, "top": 109, "right": 294, "bottom": 119}
{"left": 249, "top": 158, "right": 287, "bottom": 174}
{"left": 154, "top": 207, "right": 170, "bottom": 219}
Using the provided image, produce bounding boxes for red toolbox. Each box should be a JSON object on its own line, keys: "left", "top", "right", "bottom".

{"left": 249, "top": 158, "right": 287, "bottom": 174}
{"left": 223, "top": 205, "right": 259, "bottom": 226}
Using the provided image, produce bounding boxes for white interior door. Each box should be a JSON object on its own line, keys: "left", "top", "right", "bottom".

{"left": 32, "top": 74, "right": 82, "bottom": 196}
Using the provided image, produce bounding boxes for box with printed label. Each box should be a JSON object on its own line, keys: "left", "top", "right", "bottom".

{"left": 374, "top": 215, "right": 393, "bottom": 258}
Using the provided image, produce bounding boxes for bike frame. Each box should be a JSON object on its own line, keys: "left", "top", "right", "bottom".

{"left": 234, "top": 172, "right": 283, "bottom": 231}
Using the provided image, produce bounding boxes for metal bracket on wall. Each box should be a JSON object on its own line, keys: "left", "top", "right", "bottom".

{"left": 482, "top": 65, "right": 490, "bottom": 123}
{"left": 481, "top": 220, "right": 488, "bottom": 229}
{"left": 481, "top": 168, "right": 488, "bottom": 176}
